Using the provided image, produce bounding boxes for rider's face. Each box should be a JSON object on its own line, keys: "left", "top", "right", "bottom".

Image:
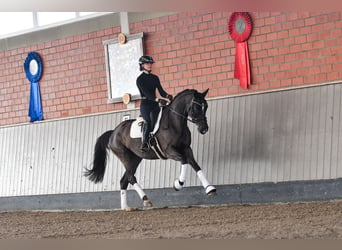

{"left": 143, "top": 63, "right": 152, "bottom": 72}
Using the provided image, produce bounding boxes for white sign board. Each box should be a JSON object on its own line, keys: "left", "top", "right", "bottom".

{"left": 103, "top": 33, "right": 144, "bottom": 103}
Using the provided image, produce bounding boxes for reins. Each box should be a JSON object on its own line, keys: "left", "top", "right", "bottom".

{"left": 168, "top": 106, "right": 193, "bottom": 122}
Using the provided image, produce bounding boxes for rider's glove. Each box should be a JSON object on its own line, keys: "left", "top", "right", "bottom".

{"left": 166, "top": 94, "right": 173, "bottom": 102}
{"left": 158, "top": 99, "right": 167, "bottom": 107}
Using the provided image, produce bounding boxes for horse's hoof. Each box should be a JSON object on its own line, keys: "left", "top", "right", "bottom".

{"left": 173, "top": 179, "right": 184, "bottom": 191}
{"left": 207, "top": 190, "right": 217, "bottom": 196}
{"left": 205, "top": 185, "right": 217, "bottom": 196}
{"left": 144, "top": 200, "right": 153, "bottom": 207}
{"left": 124, "top": 207, "right": 136, "bottom": 212}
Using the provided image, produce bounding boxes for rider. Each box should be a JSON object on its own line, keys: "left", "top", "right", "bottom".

{"left": 136, "top": 55, "right": 173, "bottom": 152}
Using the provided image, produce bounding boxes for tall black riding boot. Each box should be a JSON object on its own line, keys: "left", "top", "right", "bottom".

{"left": 141, "top": 122, "right": 150, "bottom": 152}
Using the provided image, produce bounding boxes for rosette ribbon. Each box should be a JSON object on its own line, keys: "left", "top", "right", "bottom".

{"left": 228, "top": 12, "right": 253, "bottom": 89}
{"left": 24, "top": 52, "right": 43, "bottom": 122}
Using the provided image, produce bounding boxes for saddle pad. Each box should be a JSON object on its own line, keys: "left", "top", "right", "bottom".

{"left": 129, "top": 107, "right": 164, "bottom": 139}
{"left": 130, "top": 117, "right": 144, "bottom": 138}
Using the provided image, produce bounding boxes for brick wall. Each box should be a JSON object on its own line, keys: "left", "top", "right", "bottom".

{"left": 0, "top": 12, "right": 341, "bottom": 126}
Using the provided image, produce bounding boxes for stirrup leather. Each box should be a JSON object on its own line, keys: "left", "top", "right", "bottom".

{"left": 149, "top": 136, "right": 167, "bottom": 159}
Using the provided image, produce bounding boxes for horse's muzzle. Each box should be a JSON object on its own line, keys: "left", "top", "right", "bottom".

{"left": 198, "top": 124, "right": 209, "bottom": 134}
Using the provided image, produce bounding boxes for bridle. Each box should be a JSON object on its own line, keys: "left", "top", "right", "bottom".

{"left": 167, "top": 98, "right": 208, "bottom": 124}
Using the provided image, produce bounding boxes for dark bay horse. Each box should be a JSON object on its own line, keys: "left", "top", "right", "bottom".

{"left": 85, "top": 89, "right": 216, "bottom": 211}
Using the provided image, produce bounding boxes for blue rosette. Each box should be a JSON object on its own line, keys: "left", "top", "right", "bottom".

{"left": 24, "top": 52, "right": 43, "bottom": 122}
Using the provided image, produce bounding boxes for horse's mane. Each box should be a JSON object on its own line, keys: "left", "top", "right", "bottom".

{"left": 173, "top": 89, "right": 197, "bottom": 100}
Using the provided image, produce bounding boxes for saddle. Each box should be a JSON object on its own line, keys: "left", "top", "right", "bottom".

{"left": 130, "top": 108, "right": 167, "bottom": 159}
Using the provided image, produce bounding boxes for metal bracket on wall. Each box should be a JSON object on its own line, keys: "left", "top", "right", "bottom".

{"left": 120, "top": 12, "right": 130, "bottom": 35}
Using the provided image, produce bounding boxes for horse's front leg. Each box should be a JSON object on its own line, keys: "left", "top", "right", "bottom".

{"left": 197, "top": 169, "right": 216, "bottom": 195}
{"left": 178, "top": 147, "right": 216, "bottom": 195}
{"left": 174, "top": 163, "right": 189, "bottom": 191}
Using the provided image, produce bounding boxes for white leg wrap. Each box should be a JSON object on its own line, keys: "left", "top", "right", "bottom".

{"left": 133, "top": 183, "right": 146, "bottom": 200}
{"left": 205, "top": 185, "right": 216, "bottom": 194}
{"left": 179, "top": 164, "right": 189, "bottom": 183}
{"left": 197, "top": 170, "right": 210, "bottom": 189}
{"left": 174, "top": 179, "right": 183, "bottom": 190}
{"left": 197, "top": 170, "right": 216, "bottom": 194}
{"left": 174, "top": 164, "right": 189, "bottom": 190}
{"left": 120, "top": 190, "right": 128, "bottom": 210}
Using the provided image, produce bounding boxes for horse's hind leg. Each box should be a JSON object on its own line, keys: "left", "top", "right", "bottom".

{"left": 120, "top": 173, "right": 133, "bottom": 211}
{"left": 117, "top": 152, "right": 152, "bottom": 211}
{"left": 128, "top": 174, "right": 153, "bottom": 208}
{"left": 120, "top": 173, "right": 152, "bottom": 210}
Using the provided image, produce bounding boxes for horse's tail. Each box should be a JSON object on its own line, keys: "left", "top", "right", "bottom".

{"left": 84, "top": 130, "right": 114, "bottom": 183}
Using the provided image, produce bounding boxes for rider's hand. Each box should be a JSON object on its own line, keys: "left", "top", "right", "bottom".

{"left": 166, "top": 94, "right": 173, "bottom": 102}
{"left": 158, "top": 99, "right": 168, "bottom": 107}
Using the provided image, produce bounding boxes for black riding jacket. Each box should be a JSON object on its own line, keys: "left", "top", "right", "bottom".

{"left": 136, "top": 72, "right": 168, "bottom": 103}
{"left": 136, "top": 72, "right": 168, "bottom": 124}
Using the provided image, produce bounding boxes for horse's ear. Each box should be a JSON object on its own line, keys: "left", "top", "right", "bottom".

{"left": 202, "top": 88, "right": 209, "bottom": 98}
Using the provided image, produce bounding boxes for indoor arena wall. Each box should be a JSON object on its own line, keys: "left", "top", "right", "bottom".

{"left": 1, "top": 82, "right": 341, "bottom": 199}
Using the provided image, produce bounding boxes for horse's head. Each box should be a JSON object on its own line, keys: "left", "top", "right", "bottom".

{"left": 187, "top": 89, "right": 209, "bottom": 134}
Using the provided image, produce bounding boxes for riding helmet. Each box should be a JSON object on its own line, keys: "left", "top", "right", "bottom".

{"left": 139, "top": 55, "right": 155, "bottom": 65}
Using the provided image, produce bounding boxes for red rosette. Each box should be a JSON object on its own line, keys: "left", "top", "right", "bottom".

{"left": 228, "top": 12, "right": 253, "bottom": 43}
